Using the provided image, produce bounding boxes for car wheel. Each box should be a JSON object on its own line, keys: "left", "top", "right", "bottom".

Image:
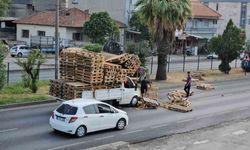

{"left": 17, "top": 53, "right": 23, "bottom": 57}
{"left": 11, "top": 55, "right": 15, "bottom": 57}
{"left": 130, "top": 96, "right": 138, "bottom": 107}
{"left": 75, "top": 125, "right": 86, "bottom": 138}
{"left": 116, "top": 118, "right": 126, "bottom": 130}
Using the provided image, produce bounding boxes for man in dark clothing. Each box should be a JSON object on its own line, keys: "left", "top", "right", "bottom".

{"left": 141, "top": 77, "right": 150, "bottom": 98}
{"left": 184, "top": 71, "right": 192, "bottom": 97}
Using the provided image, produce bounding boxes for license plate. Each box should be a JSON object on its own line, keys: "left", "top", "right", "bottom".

{"left": 57, "top": 116, "right": 65, "bottom": 122}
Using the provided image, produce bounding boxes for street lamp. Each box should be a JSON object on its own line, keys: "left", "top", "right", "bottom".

{"left": 55, "top": 0, "right": 59, "bottom": 79}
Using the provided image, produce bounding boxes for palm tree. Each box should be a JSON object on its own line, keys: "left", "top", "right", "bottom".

{"left": 135, "top": 0, "right": 191, "bottom": 80}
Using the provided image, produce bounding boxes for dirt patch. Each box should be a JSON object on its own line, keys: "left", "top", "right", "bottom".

{"left": 150, "top": 68, "right": 248, "bottom": 85}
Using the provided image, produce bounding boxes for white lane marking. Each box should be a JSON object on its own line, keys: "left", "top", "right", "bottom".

{"left": 151, "top": 124, "right": 168, "bottom": 129}
{"left": 121, "top": 129, "right": 143, "bottom": 135}
{"left": 174, "top": 146, "right": 186, "bottom": 150}
{"left": 193, "top": 140, "right": 209, "bottom": 145}
{"left": 177, "top": 118, "right": 193, "bottom": 123}
{"left": 237, "top": 107, "right": 249, "bottom": 111}
{"left": 232, "top": 130, "right": 247, "bottom": 135}
{"left": 0, "top": 128, "right": 18, "bottom": 133}
{"left": 95, "top": 135, "right": 114, "bottom": 140}
{"left": 47, "top": 141, "right": 86, "bottom": 150}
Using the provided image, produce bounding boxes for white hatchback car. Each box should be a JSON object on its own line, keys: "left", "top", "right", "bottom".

{"left": 49, "top": 99, "right": 129, "bottom": 137}
{"left": 10, "top": 45, "right": 32, "bottom": 57}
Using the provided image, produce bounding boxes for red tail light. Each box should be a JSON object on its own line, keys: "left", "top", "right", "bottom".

{"left": 51, "top": 111, "right": 54, "bottom": 119}
{"left": 69, "top": 116, "right": 78, "bottom": 123}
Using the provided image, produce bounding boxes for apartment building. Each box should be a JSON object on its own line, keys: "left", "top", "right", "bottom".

{"left": 201, "top": 0, "right": 250, "bottom": 40}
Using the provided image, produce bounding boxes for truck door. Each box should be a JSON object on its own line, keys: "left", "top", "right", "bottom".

{"left": 121, "top": 77, "right": 137, "bottom": 104}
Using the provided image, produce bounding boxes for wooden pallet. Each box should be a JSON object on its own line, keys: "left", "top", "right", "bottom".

{"left": 160, "top": 102, "right": 192, "bottom": 112}
{"left": 106, "top": 53, "right": 129, "bottom": 64}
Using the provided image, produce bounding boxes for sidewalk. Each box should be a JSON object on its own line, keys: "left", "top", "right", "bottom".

{"left": 130, "top": 118, "right": 250, "bottom": 150}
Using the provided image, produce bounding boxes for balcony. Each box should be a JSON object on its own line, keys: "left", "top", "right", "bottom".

{"left": 185, "top": 27, "right": 217, "bottom": 34}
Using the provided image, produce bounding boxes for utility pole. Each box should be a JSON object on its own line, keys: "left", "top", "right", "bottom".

{"left": 55, "top": 0, "right": 59, "bottom": 79}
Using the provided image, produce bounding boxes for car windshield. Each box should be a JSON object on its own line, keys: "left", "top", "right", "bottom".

{"left": 56, "top": 104, "right": 78, "bottom": 115}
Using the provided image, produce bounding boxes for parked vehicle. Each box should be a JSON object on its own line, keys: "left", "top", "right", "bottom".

{"left": 10, "top": 45, "right": 32, "bottom": 57}
{"left": 49, "top": 99, "right": 128, "bottom": 137}
{"left": 206, "top": 53, "right": 218, "bottom": 59}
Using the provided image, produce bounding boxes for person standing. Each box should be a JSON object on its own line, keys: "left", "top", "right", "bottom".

{"left": 184, "top": 71, "right": 192, "bottom": 97}
{"left": 140, "top": 77, "right": 150, "bottom": 98}
{"left": 243, "top": 55, "right": 249, "bottom": 76}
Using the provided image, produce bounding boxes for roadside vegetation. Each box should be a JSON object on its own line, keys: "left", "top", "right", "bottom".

{"left": 0, "top": 81, "right": 52, "bottom": 105}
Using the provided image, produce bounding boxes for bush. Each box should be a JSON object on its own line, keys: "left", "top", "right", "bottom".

{"left": 241, "top": 60, "right": 250, "bottom": 72}
{"left": 0, "top": 41, "right": 8, "bottom": 91}
{"left": 219, "top": 62, "right": 231, "bottom": 74}
{"left": 84, "top": 43, "right": 103, "bottom": 53}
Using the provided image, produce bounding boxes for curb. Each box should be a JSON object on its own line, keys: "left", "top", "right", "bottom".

{"left": 85, "top": 141, "right": 130, "bottom": 150}
{"left": 0, "top": 99, "right": 57, "bottom": 109}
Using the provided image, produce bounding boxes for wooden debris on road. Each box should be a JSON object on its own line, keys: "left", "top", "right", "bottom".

{"left": 137, "top": 97, "right": 159, "bottom": 109}
{"left": 196, "top": 83, "right": 215, "bottom": 90}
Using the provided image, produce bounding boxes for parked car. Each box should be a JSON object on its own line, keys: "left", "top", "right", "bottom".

{"left": 10, "top": 45, "right": 32, "bottom": 57}
{"left": 206, "top": 53, "right": 218, "bottom": 59}
{"left": 49, "top": 99, "right": 129, "bottom": 137}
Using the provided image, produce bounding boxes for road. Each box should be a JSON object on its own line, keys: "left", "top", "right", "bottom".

{"left": 1, "top": 79, "right": 250, "bottom": 150}
{"left": 7, "top": 56, "right": 242, "bottom": 83}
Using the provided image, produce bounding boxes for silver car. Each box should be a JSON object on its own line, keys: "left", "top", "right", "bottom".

{"left": 10, "top": 45, "right": 32, "bottom": 57}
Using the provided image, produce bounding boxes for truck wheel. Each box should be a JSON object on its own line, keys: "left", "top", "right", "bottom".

{"left": 130, "top": 96, "right": 138, "bottom": 107}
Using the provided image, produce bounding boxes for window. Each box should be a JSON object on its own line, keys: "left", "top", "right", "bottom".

{"left": 204, "top": 20, "right": 209, "bottom": 27}
{"left": 22, "top": 30, "right": 29, "bottom": 38}
{"left": 37, "top": 31, "right": 46, "bottom": 36}
{"left": 213, "top": 20, "right": 217, "bottom": 25}
{"left": 72, "top": 33, "right": 83, "bottom": 41}
{"left": 83, "top": 105, "right": 97, "bottom": 114}
{"left": 97, "top": 104, "right": 112, "bottom": 113}
{"left": 240, "top": 2, "right": 247, "bottom": 28}
{"left": 192, "top": 20, "right": 198, "bottom": 28}
{"left": 56, "top": 104, "right": 78, "bottom": 115}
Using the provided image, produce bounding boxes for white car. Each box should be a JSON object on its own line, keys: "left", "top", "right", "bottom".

{"left": 10, "top": 45, "right": 32, "bottom": 57}
{"left": 49, "top": 99, "right": 129, "bottom": 137}
{"left": 207, "top": 53, "right": 218, "bottom": 59}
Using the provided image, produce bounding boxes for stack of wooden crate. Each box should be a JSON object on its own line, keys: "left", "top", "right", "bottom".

{"left": 60, "top": 48, "right": 81, "bottom": 81}
{"left": 63, "top": 82, "right": 90, "bottom": 100}
{"left": 103, "top": 62, "right": 121, "bottom": 85}
{"left": 75, "top": 50, "right": 104, "bottom": 85}
{"left": 50, "top": 48, "right": 142, "bottom": 100}
{"left": 49, "top": 79, "right": 65, "bottom": 98}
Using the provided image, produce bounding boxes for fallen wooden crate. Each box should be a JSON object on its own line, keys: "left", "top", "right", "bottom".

{"left": 196, "top": 83, "right": 215, "bottom": 90}
{"left": 160, "top": 102, "right": 192, "bottom": 112}
{"left": 137, "top": 97, "right": 159, "bottom": 109}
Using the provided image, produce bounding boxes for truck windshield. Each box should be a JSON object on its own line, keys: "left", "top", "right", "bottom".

{"left": 56, "top": 104, "right": 78, "bottom": 115}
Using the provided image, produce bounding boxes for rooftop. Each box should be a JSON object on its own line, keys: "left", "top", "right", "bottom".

{"left": 13, "top": 8, "right": 126, "bottom": 28}
{"left": 191, "top": 0, "right": 221, "bottom": 19}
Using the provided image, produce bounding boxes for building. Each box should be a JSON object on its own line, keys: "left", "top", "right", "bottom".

{"left": 13, "top": 8, "right": 126, "bottom": 47}
{"left": 8, "top": 0, "right": 67, "bottom": 18}
{"left": 67, "top": 0, "right": 134, "bottom": 25}
{"left": 201, "top": 0, "right": 250, "bottom": 40}
{"left": 185, "top": 0, "right": 221, "bottom": 39}
{"left": 0, "top": 17, "right": 17, "bottom": 41}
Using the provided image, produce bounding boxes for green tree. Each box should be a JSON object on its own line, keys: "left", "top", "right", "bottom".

{"left": 126, "top": 42, "right": 151, "bottom": 67}
{"left": 0, "top": 0, "right": 10, "bottom": 16}
{"left": 209, "top": 19, "right": 245, "bottom": 74}
{"left": 136, "top": 0, "right": 191, "bottom": 80}
{"left": 15, "top": 50, "right": 46, "bottom": 93}
{"left": 84, "top": 12, "right": 120, "bottom": 44}
{"left": 129, "top": 12, "right": 150, "bottom": 41}
{"left": 0, "top": 41, "right": 8, "bottom": 90}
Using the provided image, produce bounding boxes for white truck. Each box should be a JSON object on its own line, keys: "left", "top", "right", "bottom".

{"left": 81, "top": 77, "right": 140, "bottom": 106}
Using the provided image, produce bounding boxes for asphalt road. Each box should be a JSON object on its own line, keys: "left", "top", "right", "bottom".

{"left": 7, "top": 56, "right": 242, "bottom": 83}
{"left": 1, "top": 79, "right": 250, "bottom": 150}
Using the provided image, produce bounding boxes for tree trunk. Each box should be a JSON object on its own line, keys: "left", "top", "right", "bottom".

{"left": 31, "top": 78, "right": 37, "bottom": 93}
{"left": 156, "top": 53, "right": 167, "bottom": 80}
{"left": 155, "top": 31, "right": 174, "bottom": 80}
